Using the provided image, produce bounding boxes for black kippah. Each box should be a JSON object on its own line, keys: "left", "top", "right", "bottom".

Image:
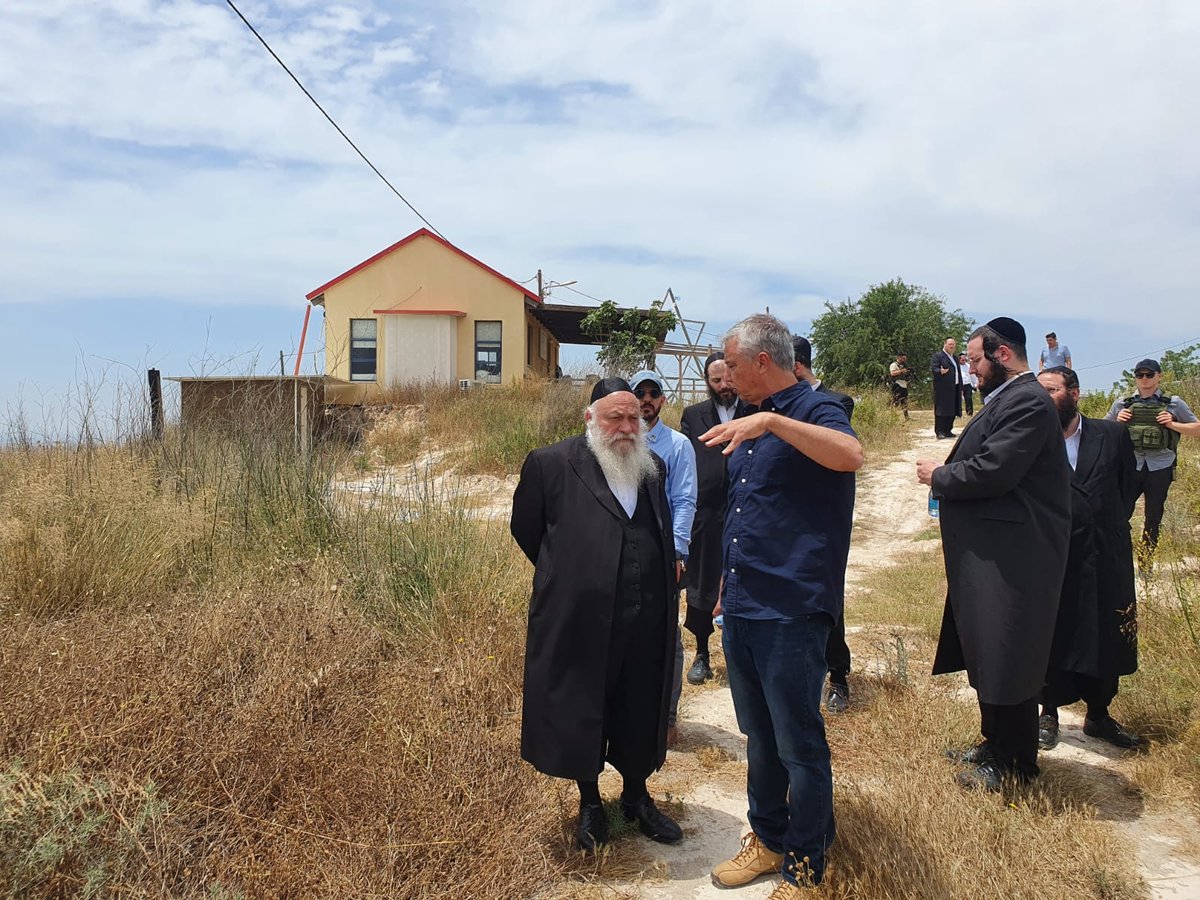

{"left": 589, "top": 377, "right": 633, "bottom": 404}
{"left": 985, "top": 316, "right": 1026, "bottom": 347}
{"left": 703, "top": 351, "right": 724, "bottom": 373}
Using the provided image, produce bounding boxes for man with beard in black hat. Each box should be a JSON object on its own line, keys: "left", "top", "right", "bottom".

{"left": 680, "top": 353, "right": 740, "bottom": 685}
{"left": 1036, "top": 366, "right": 1142, "bottom": 751}
{"left": 511, "top": 378, "right": 684, "bottom": 851}
{"left": 917, "top": 317, "right": 1071, "bottom": 791}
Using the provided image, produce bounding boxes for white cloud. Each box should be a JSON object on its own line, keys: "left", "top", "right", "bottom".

{"left": 0, "top": 0, "right": 1197, "bottom": 361}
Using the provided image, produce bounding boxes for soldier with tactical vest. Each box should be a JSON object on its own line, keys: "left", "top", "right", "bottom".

{"left": 1105, "top": 358, "right": 1199, "bottom": 553}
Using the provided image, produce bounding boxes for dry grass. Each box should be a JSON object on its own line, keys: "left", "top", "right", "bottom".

{"left": 845, "top": 386, "right": 909, "bottom": 456}
{"left": 848, "top": 546, "right": 947, "bottom": 639}
{"left": 1, "top": 376, "right": 1196, "bottom": 898}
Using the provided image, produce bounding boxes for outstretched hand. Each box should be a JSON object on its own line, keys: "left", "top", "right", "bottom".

{"left": 699, "top": 412, "right": 774, "bottom": 456}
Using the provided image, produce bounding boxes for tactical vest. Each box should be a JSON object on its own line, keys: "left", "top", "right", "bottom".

{"left": 1122, "top": 393, "right": 1181, "bottom": 453}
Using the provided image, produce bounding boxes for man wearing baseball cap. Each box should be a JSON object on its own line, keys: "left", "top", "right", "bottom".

{"left": 1104, "top": 358, "right": 1199, "bottom": 553}
{"left": 630, "top": 369, "right": 697, "bottom": 748}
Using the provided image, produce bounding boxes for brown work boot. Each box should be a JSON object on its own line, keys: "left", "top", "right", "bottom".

{"left": 711, "top": 832, "right": 783, "bottom": 888}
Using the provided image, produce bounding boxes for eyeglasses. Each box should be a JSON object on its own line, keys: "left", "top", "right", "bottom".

{"left": 1134, "top": 372, "right": 1156, "bottom": 379}
{"left": 635, "top": 387, "right": 663, "bottom": 399}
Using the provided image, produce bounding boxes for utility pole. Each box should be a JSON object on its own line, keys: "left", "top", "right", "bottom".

{"left": 537, "top": 269, "right": 544, "bottom": 300}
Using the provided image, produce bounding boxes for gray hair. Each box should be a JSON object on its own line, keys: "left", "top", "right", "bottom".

{"left": 722, "top": 313, "right": 794, "bottom": 371}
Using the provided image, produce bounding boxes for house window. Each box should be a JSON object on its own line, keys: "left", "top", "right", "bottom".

{"left": 349, "top": 318, "right": 377, "bottom": 381}
{"left": 475, "top": 321, "right": 502, "bottom": 383}
{"left": 527, "top": 324, "right": 534, "bottom": 366}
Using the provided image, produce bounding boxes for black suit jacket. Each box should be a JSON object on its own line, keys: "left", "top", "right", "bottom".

{"left": 1051, "top": 416, "right": 1138, "bottom": 678}
{"left": 930, "top": 372, "right": 1071, "bottom": 704}
{"left": 680, "top": 398, "right": 738, "bottom": 608}
{"left": 511, "top": 434, "right": 677, "bottom": 780}
{"left": 931, "top": 350, "right": 962, "bottom": 417}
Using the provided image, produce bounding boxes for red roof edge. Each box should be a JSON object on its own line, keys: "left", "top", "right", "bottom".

{"left": 305, "top": 228, "right": 540, "bottom": 303}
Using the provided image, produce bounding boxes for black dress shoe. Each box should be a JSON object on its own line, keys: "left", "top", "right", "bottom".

{"left": 1083, "top": 715, "right": 1141, "bottom": 749}
{"left": 621, "top": 794, "right": 682, "bottom": 844}
{"left": 577, "top": 802, "right": 610, "bottom": 852}
{"left": 945, "top": 740, "right": 991, "bottom": 765}
{"left": 824, "top": 681, "right": 849, "bottom": 714}
{"left": 686, "top": 654, "right": 713, "bottom": 685}
{"left": 956, "top": 760, "right": 1005, "bottom": 792}
{"left": 1038, "top": 715, "right": 1060, "bottom": 750}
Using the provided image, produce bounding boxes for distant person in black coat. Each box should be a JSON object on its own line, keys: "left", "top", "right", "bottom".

{"left": 680, "top": 353, "right": 739, "bottom": 685}
{"left": 1036, "top": 367, "right": 1142, "bottom": 751}
{"left": 510, "top": 378, "right": 683, "bottom": 852}
{"left": 918, "top": 318, "right": 1071, "bottom": 791}
{"left": 793, "top": 336, "right": 856, "bottom": 714}
{"left": 931, "top": 338, "right": 963, "bottom": 439}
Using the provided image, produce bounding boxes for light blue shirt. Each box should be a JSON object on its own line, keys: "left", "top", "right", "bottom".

{"left": 1040, "top": 344, "right": 1071, "bottom": 368}
{"left": 644, "top": 417, "right": 697, "bottom": 559}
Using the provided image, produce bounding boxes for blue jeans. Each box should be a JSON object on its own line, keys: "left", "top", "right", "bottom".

{"left": 723, "top": 613, "right": 834, "bottom": 885}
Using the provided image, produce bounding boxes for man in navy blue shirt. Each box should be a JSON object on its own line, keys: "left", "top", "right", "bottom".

{"left": 701, "top": 314, "right": 863, "bottom": 895}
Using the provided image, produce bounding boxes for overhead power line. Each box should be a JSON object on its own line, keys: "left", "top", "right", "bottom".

{"left": 223, "top": 0, "right": 445, "bottom": 239}
{"left": 1073, "top": 334, "right": 1200, "bottom": 372}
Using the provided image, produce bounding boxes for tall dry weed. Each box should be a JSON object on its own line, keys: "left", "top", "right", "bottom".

{"left": 0, "top": 447, "right": 205, "bottom": 617}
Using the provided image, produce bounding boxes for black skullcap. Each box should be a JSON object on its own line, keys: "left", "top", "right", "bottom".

{"left": 703, "top": 351, "right": 724, "bottom": 376}
{"left": 589, "top": 377, "right": 633, "bottom": 404}
{"left": 792, "top": 335, "right": 812, "bottom": 369}
{"left": 985, "top": 316, "right": 1026, "bottom": 347}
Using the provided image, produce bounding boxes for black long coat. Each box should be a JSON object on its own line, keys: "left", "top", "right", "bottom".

{"left": 680, "top": 399, "right": 731, "bottom": 611}
{"left": 816, "top": 383, "right": 855, "bottom": 420}
{"left": 1049, "top": 417, "right": 1138, "bottom": 679}
{"left": 931, "top": 349, "right": 963, "bottom": 418}
{"left": 510, "top": 435, "right": 677, "bottom": 781}
{"left": 930, "top": 373, "right": 1072, "bottom": 705}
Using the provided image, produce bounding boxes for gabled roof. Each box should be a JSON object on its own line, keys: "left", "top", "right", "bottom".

{"left": 305, "top": 228, "right": 540, "bottom": 303}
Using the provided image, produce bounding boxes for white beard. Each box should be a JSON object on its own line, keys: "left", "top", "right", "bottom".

{"left": 585, "top": 419, "right": 658, "bottom": 492}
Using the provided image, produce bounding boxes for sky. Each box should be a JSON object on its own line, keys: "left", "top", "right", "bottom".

{"left": 3, "top": 0, "right": 1199, "bottom": 433}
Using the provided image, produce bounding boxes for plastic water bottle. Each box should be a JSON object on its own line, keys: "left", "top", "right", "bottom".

{"left": 714, "top": 614, "right": 725, "bottom": 630}
{"left": 928, "top": 490, "right": 940, "bottom": 519}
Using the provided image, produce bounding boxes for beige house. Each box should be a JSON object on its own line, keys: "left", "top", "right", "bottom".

{"left": 307, "top": 229, "right": 561, "bottom": 402}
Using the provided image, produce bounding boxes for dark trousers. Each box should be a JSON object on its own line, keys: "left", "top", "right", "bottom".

{"left": 934, "top": 414, "right": 955, "bottom": 437}
{"left": 1131, "top": 464, "right": 1174, "bottom": 547}
{"left": 724, "top": 614, "right": 834, "bottom": 885}
{"left": 962, "top": 385, "right": 975, "bottom": 415}
{"left": 979, "top": 697, "right": 1039, "bottom": 779}
{"left": 684, "top": 603, "right": 715, "bottom": 643}
{"left": 602, "top": 594, "right": 667, "bottom": 780}
{"left": 825, "top": 614, "right": 850, "bottom": 685}
{"left": 890, "top": 384, "right": 909, "bottom": 416}
{"left": 1042, "top": 672, "right": 1119, "bottom": 718}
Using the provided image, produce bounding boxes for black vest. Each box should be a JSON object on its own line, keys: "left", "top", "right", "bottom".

{"left": 614, "top": 483, "right": 668, "bottom": 627}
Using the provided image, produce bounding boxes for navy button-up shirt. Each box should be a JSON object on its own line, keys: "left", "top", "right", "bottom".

{"left": 722, "top": 381, "right": 857, "bottom": 621}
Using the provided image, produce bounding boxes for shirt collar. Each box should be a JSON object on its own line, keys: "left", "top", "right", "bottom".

{"left": 982, "top": 373, "right": 1021, "bottom": 405}
{"left": 760, "top": 379, "right": 810, "bottom": 412}
{"left": 645, "top": 417, "right": 666, "bottom": 442}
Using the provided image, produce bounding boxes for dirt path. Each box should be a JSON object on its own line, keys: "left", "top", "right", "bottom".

{"left": 607, "top": 412, "right": 1200, "bottom": 900}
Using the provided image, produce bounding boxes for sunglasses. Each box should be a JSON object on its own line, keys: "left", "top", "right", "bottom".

{"left": 635, "top": 387, "right": 663, "bottom": 399}
{"left": 1134, "top": 372, "right": 1156, "bottom": 379}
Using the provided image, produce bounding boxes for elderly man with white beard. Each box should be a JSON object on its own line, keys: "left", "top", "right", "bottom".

{"left": 511, "top": 377, "right": 684, "bottom": 853}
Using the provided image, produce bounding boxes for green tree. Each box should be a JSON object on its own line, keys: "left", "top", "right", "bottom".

{"left": 809, "top": 279, "right": 973, "bottom": 397}
{"left": 580, "top": 299, "right": 678, "bottom": 377}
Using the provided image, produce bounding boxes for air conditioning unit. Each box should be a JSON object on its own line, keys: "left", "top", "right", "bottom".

{"left": 458, "top": 379, "right": 472, "bottom": 391}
